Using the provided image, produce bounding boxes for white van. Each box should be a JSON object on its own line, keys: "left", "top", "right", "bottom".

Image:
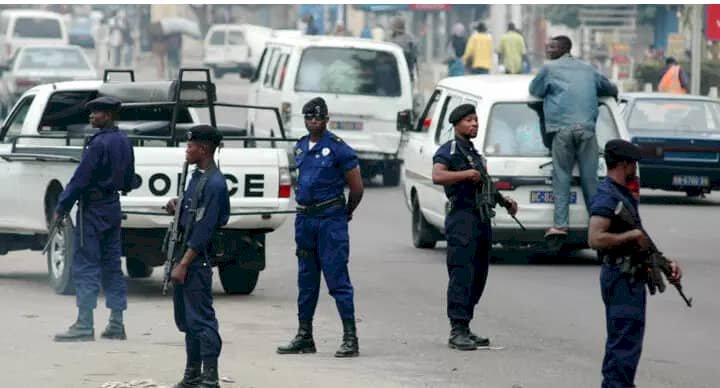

{"left": 0, "top": 10, "right": 69, "bottom": 64}
{"left": 402, "top": 75, "right": 632, "bottom": 250}
{"left": 203, "top": 24, "right": 272, "bottom": 79}
{"left": 246, "top": 36, "right": 414, "bottom": 186}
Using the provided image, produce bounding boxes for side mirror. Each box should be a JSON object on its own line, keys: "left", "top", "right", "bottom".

{"left": 396, "top": 109, "right": 413, "bottom": 132}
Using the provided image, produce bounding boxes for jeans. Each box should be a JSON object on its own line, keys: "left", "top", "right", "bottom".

{"left": 550, "top": 127, "right": 599, "bottom": 228}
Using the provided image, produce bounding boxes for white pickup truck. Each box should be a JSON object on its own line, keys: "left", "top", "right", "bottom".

{"left": 0, "top": 70, "right": 293, "bottom": 295}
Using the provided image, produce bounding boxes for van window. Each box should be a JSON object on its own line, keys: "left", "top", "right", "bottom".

{"left": 228, "top": 30, "right": 245, "bottom": 45}
{"left": 435, "top": 95, "right": 467, "bottom": 144}
{"left": 209, "top": 30, "right": 225, "bottom": 45}
{"left": 295, "top": 47, "right": 401, "bottom": 97}
{"left": 13, "top": 17, "right": 62, "bottom": 39}
{"left": 483, "top": 102, "right": 619, "bottom": 156}
{"left": 0, "top": 15, "right": 9, "bottom": 35}
{"left": 2, "top": 95, "right": 34, "bottom": 143}
{"left": 272, "top": 54, "right": 289, "bottom": 90}
{"left": 415, "top": 89, "right": 441, "bottom": 132}
{"left": 263, "top": 48, "right": 279, "bottom": 87}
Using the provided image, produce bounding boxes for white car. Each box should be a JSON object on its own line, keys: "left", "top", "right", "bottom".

{"left": 401, "top": 75, "right": 631, "bottom": 250}
{"left": 0, "top": 45, "right": 96, "bottom": 110}
{"left": 247, "top": 35, "right": 414, "bottom": 186}
{"left": 203, "top": 24, "right": 272, "bottom": 79}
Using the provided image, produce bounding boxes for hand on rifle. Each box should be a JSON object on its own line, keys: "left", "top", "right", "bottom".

{"left": 503, "top": 196, "right": 518, "bottom": 216}
{"left": 464, "top": 170, "right": 482, "bottom": 183}
{"left": 665, "top": 259, "right": 683, "bottom": 285}
{"left": 53, "top": 211, "right": 65, "bottom": 226}
{"left": 630, "top": 229, "right": 651, "bottom": 251}
{"left": 165, "top": 198, "right": 178, "bottom": 215}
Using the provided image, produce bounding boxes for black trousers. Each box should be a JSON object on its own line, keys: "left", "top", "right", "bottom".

{"left": 445, "top": 208, "right": 492, "bottom": 322}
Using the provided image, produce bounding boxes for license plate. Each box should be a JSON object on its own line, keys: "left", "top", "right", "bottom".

{"left": 530, "top": 191, "right": 577, "bottom": 204}
{"left": 329, "top": 121, "right": 363, "bottom": 130}
{"left": 672, "top": 175, "right": 709, "bottom": 187}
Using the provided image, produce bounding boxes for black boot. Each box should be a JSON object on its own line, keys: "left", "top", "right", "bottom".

{"left": 101, "top": 310, "right": 126, "bottom": 340}
{"left": 54, "top": 309, "right": 94, "bottom": 342}
{"left": 198, "top": 359, "right": 220, "bottom": 388}
{"left": 468, "top": 330, "right": 490, "bottom": 347}
{"left": 448, "top": 320, "right": 477, "bottom": 351}
{"left": 277, "top": 320, "right": 316, "bottom": 354}
{"left": 173, "top": 364, "right": 202, "bottom": 388}
{"left": 334, "top": 319, "right": 359, "bottom": 358}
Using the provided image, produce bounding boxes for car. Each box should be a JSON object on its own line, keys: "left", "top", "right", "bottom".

{"left": 0, "top": 45, "right": 97, "bottom": 114}
{"left": 619, "top": 93, "right": 720, "bottom": 197}
{"left": 203, "top": 24, "right": 272, "bottom": 79}
{"left": 0, "top": 9, "right": 69, "bottom": 64}
{"left": 402, "top": 75, "right": 631, "bottom": 250}
{"left": 68, "top": 15, "right": 98, "bottom": 49}
{"left": 247, "top": 35, "right": 414, "bottom": 186}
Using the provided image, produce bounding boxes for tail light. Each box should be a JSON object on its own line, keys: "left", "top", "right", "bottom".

{"left": 281, "top": 102, "right": 291, "bottom": 125}
{"left": 278, "top": 166, "right": 292, "bottom": 198}
{"left": 15, "top": 78, "right": 36, "bottom": 88}
{"left": 627, "top": 177, "right": 640, "bottom": 200}
{"left": 493, "top": 180, "right": 514, "bottom": 191}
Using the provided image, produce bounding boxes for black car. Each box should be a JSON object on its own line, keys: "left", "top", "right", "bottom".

{"left": 619, "top": 93, "right": 720, "bottom": 197}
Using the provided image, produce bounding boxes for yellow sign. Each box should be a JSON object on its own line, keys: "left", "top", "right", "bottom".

{"left": 667, "top": 33, "right": 686, "bottom": 59}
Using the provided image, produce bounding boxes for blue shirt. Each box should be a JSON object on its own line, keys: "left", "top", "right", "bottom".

{"left": 293, "top": 130, "right": 358, "bottom": 206}
{"left": 433, "top": 136, "right": 489, "bottom": 209}
{"left": 180, "top": 168, "right": 230, "bottom": 255}
{"left": 56, "top": 127, "right": 135, "bottom": 213}
{"left": 529, "top": 54, "right": 618, "bottom": 133}
{"left": 590, "top": 177, "right": 638, "bottom": 219}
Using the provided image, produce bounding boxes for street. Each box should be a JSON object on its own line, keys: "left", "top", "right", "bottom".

{"left": 1, "top": 172, "right": 718, "bottom": 387}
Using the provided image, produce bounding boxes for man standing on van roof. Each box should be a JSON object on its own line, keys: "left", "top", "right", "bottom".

{"left": 529, "top": 36, "right": 618, "bottom": 246}
{"left": 462, "top": 22, "right": 493, "bottom": 74}
{"left": 277, "top": 97, "right": 364, "bottom": 358}
{"left": 497, "top": 23, "right": 527, "bottom": 74}
{"left": 54, "top": 96, "right": 136, "bottom": 342}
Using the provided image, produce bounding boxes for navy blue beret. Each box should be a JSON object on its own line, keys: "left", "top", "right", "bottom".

{"left": 302, "top": 97, "right": 328, "bottom": 117}
{"left": 448, "top": 104, "right": 476, "bottom": 125}
{"left": 187, "top": 124, "right": 222, "bottom": 146}
{"left": 85, "top": 96, "right": 122, "bottom": 112}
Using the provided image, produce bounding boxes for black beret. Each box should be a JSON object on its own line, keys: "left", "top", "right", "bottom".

{"left": 187, "top": 124, "right": 222, "bottom": 146}
{"left": 85, "top": 96, "right": 122, "bottom": 112}
{"left": 302, "top": 97, "right": 328, "bottom": 117}
{"left": 448, "top": 104, "right": 476, "bottom": 125}
{"left": 604, "top": 139, "right": 642, "bottom": 162}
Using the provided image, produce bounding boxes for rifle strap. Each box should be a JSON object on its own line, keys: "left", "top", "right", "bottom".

{"left": 608, "top": 182, "right": 641, "bottom": 226}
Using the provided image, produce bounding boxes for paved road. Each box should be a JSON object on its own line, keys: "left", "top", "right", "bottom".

{"left": 1, "top": 64, "right": 718, "bottom": 387}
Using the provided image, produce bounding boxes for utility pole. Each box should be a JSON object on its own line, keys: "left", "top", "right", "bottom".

{"left": 691, "top": 4, "right": 703, "bottom": 95}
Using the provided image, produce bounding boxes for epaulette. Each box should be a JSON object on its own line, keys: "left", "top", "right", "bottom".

{"left": 450, "top": 139, "right": 456, "bottom": 155}
{"left": 330, "top": 134, "right": 344, "bottom": 143}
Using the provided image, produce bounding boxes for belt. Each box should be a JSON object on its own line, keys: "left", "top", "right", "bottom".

{"left": 296, "top": 196, "right": 346, "bottom": 215}
{"left": 602, "top": 255, "right": 631, "bottom": 266}
{"left": 85, "top": 188, "right": 119, "bottom": 202}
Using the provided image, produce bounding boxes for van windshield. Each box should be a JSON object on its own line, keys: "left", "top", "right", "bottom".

{"left": 483, "top": 102, "right": 619, "bottom": 156}
{"left": 295, "top": 47, "right": 401, "bottom": 97}
{"left": 13, "top": 17, "right": 62, "bottom": 39}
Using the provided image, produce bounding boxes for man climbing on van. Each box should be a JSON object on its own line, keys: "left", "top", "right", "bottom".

{"left": 658, "top": 57, "right": 688, "bottom": 94}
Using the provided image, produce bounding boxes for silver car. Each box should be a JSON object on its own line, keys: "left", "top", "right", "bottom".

{"left": 0, "top": 45, "right": 97, "bottom": 114}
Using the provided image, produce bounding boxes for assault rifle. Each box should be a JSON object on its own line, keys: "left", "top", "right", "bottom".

{"left": 614, "top": 202, "right": 692, "bottom": 308}
{"left": 161, "top": 161, "right": 189, "bottom": 295}
{"left": 42, "top": 212, "right": 68, "bottom": 255}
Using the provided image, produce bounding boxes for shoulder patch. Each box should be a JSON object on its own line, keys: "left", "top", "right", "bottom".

{"left": 295, "top": 147, "right": 303, "bottom": 156}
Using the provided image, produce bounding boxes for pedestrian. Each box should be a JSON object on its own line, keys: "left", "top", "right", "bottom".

{"left": 54, "top": 96, "right": 136, "bottom": 342}
{"left": 165, "top": 125, "right": 230, "bottom": 388}
{"left": 431, "top": 104, "right": 518, "bottom": 351}
{"left": 462, "top": 22, "right": 493, "bottom": 74}
{"left": 389, "top": 16, "right": 419, "bottom": 83}
{"left": 150, "top": 22, "right": 167, "bottom": 79}
{"left": 446, "top": 23, "right": 467, "bottom": 77}
{"left": 529, "top": 36, "right": 618, "bottom": 248}
{"left": 166, "top": 32, "right": 183, "bottom": 80}
{"left": 497, "top": 23, "right": 527, "bottom": 74}
{"left": 657, "top": 57, "right": 688, "bottom": 94}
{"left": 588, "top": 139, "right": 683, "bottom": 388}
{"left": 277, "top": 97, "right": 364, "bottom": 358}
{"left": 304, "top": 14, "right": 319, "bottom": 36}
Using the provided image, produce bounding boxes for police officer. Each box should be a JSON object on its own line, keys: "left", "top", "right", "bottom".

{"left": 54, "top": 96, "right": 136, "bottom": 342}
{"left": 432, "top": 104, "right": 518, "bottom": 351}
{"left": 165, "top": 125, "right": 230, "bottom": 388}
{"left": 588, "top": 139, "right": 682, "bottom": 387}
{"left": 277, "top": 97, "right": 364, "bottom": 358}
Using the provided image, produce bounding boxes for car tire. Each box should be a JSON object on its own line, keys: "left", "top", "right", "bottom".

{"left": 213, "top": 67, "right": 225, "bottom": 79}
{"left": 46, "top": 218, "right": 76, "bottom": 295}
{"left": 218, "top": 262, "right": 259, "bottom": 295}
{"left": 125, "top": 256, "right": 154, "bottom": 278}
{"left": 412, "top": 197, "right": 437, "bottom": 249}
{"left": 383, "top": 162, "right": 401, "bottom": 187}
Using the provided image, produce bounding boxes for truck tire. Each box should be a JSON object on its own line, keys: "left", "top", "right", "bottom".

{"left": 383, "top": 162, "right": 401, "bottom": 187}
{"left": 218, "top": 263, "right": 259, "bottom": 295}
{"left": 126, "top": 257, "right": 153, "bottom": 278}
{"left": 47, "top": 219, "right": 76, "bottom": 295}
{"left": 412, "top": 197, "right": 437, "bottom": 249}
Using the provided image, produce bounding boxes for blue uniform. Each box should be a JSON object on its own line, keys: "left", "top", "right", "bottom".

{"left": 173, "top": 167, "right": 230, "bottom": 364}
{"left": 56, "top": 126, "right": 135, "bottom": 311}
{"left": 433, "top": 137, "right": 493, "bottom": 322}
{"left": 293, "top": 130, "right": 358, "bottom": 321}
{"left": 590, "top": 177, "right": 646, "bottom": 388}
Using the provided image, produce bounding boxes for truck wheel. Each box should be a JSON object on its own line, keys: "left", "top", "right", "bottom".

{"left": 47, "top": 219, "right": 76, "bottom": 295}
{"left": 218, "top": 262, "right": 259, "bottom": 295}
{"left": 412, "top": 197, "right": 437, "bottom": 249}
{"left": 126, "top": 257, "right": 153, "bottom": 278}
{"left": 383, "top": 162, "right": 401, "bottom": 186}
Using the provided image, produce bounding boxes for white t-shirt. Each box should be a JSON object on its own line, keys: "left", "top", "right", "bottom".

{"left": 308, "top": 140, "right": 317, "bottom": 150}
